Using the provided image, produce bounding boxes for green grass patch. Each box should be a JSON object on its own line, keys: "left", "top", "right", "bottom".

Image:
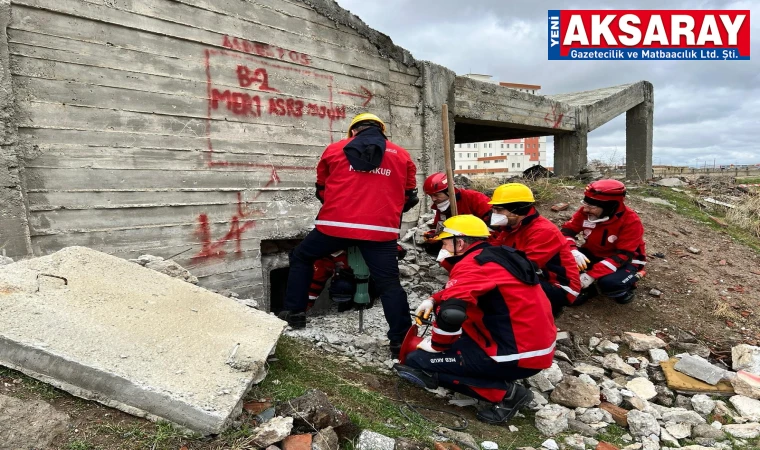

{"left": 736, "top": 176, "right": 760, "bottom": 184}
{"left": 635, "top": 187, "right": 760, "bottom": 253}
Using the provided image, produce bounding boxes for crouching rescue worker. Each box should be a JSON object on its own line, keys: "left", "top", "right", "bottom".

{"left": 394, "top": 215, "right": 556, "bottom": 424}
{"left": 487, "top": 183, "right": 581, "bottom": 317}
{"left": 421, "top": 172, "right": 492, "bottom": 255}
{"left": 280, "top": 113, "right": 417, "bottom": 358}
{"left": 561, "top": 179, "right": 646, "bottom": 305}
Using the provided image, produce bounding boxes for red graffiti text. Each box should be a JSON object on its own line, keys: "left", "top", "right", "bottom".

{"left": 236, "top": 65, "right": 278, "bottom": 92}
{"left": 211, "top": 89, "right": 262, "bottom": 117}
{"left": 222, "top": 35, "right": 312, "bottom": 66}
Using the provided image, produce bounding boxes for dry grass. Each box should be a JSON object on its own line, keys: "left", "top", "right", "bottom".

{"left": 726, "top": 194, "right": 760, "bottom": 238}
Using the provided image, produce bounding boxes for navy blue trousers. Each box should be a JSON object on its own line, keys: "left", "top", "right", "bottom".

{"left": 283, "top": 228, "right": 411, "bottom": 343}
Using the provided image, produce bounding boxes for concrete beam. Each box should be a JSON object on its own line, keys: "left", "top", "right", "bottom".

{"left": 453, "top": 76, "right": 577, "bottom": 133}
{"left": 626, "top": 83, "right": 654, "bottom": 181}
{"left": 0, "top": 0, "right": 32, "bottom": 258}
{"left": 548, "top": 82, "right": 651, "bottom": 132}
{"left": 0, "top": 246, "right": 286, "bottom": 435}
{"left": 420, "top": 61, "right": 456, "bottom": 176}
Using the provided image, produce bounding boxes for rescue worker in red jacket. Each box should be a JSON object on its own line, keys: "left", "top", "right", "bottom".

{"left": 280, "top": 113, "right": 418, "bottom": 358}
{"left": 421, "top": 172, "right": 492, "bottom": 255}
{"left": 394, "top": 215, "right": 556, "bottom": 424}
{"left": 561, "top": 179, "right": 646, "bottom": 305}
{"left": 487, "top": 183, "right": 581, "bottom": 318}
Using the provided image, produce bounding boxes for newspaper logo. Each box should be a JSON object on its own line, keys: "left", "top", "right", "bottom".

{"left": 548, "top": 10, "right": 750, "bottom": 60}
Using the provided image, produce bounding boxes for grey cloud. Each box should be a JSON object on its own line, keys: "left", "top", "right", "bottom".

{"left": 337, "top": 0, "right": 760, "bottom": 167}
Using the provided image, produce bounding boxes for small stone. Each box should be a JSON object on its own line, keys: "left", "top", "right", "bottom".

{"left": 722, "top": 423, "right": 760, "bottom": 439}
{"left": 662, "top": 410, "right": 706, "bottom": 426}
{"left": 482, "top": 441, "right": 499, "bottom": 450}
{"left": 544, "top": 363, "right": 565, "bottom": 385}
{"left": 578, "top": 408, "right": 606, "bottom": 424}
{"left": 691, "top": 394, "right": 716, "bottom": 416}
{"left": 575, "top": 363, "right": 607, "bottom": 380}
{"left": 675, "top": 395, "right": 693, "bottom": 410}
{"left": 654, "top": 385, "right": 675, "bottom": 407}
{"left": 624, "top": 332, "right": 667, "bottom": 351}
{"left": 692, "top": 424, "right": 727, "bottom": 441}
{"left": 590, "top": 337, "right": 602, "bottom": 350}
{"left": 627, "top": 378, "right": 658, "bottom": 400}
{"left": 649, "top": 289, "right": 663, "bottom": 297}
{"left": 665, "top": 423, "right": 692, "bottom": 439}
{"left": 687, "top": 247, "right": 701, "bottom": 254}
{"left": 604, "top": 354, "right": 636, "bottom": 376}
{"left": 568, "top": 418, "right": 599, "bottom": 437}
{"left": 649, "top": 349, "right": 670, "bottom": 364}
{"left": 312, "top": 427, "right": 339, "bottom": 450}
{"left": 597, "top": 340, "right": 620, "bottom": 354}
{"left": 676, "top": 342, "right": 711, "bottom": 358}
{"left": 579, "top": 374, "right": 597, "bottom": 385}
{"left": 249, "top": 416, "right": 294, "bottom": 448}
{"left": 564, "top": 434, "right": 586, "bottom": 450}
{"left": 728, "top": 396, "right": 760, "bottom": 421}
{"left": 528, "top": 372, "right": 556, "bottom": 392}
{"left": 732, "top": 345, "right": 760, "bottom": 374}
{"left": 628, "top": 410, "right": 661, "bottom": 438}
{"left": 674, "top": 355, "right": 726, "bottom": 385}
{"left": 356, "top": 430, "right": 395, "bottom": 450}
{"left": 509, "top": 425, "right": 519, "bottom": 432}
{"left": 550, "top": 376, "right": 602, "bottom": 408}
{"left": 659, "top": 428, "right": 679, "bottom": 447}
{"left": 535, "top": 404, "right": 571, "bottom": 436}
{"left": 541, "top": 439, "right": 559, "bottom": 450}
{"left": 731, "top": 371, "right": 760, "bottom": 399}
{"left": 602, "top": 387, "right": 623, "bottom": 406}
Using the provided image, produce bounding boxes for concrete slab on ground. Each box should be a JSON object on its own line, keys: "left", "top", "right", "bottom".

{"left": 0, "top": 247, "right": 286, "bottom": 434}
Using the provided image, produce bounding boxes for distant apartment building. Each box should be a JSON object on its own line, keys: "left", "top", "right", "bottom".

{"left": 454, "top": 74, "right": 547, "bottom": 177}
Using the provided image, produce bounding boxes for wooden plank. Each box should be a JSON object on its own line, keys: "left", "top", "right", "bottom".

{"left": 12, "top": 0, "right": 390, "bottom": 76}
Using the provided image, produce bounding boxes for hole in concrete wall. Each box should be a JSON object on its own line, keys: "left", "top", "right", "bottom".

{"left": 268, "top": 267, "right": 289, "bottom": 314}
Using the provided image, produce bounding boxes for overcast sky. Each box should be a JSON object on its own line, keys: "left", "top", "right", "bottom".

{"left": 335, "top": 0, "right": 759, "bottom": 168}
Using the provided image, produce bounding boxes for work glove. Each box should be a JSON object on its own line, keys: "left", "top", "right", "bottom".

{"left": 416, "top": 336, "right": 441, "bottom": 353}
{"left": 580, "top": 273, "right": 595, "bottom": 289}
{"left": 414, "top": 298, "right": 434, "bottom": 325}
{"left": 423, "top": 230, "right": 437, "bottom": 243}
{"left": 571, "top": 249, "right": 590, "bottom": 271}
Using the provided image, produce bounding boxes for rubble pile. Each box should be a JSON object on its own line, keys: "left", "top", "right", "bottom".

{"left": 129, "top": 254, "right": 198, "bottom": 284}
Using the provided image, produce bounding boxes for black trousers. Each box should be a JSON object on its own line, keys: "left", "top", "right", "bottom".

{"left": 283, "top": 228, "right": 411, "bottom": 343}
{"left": 405, "top": 334, "right": 540, "bottom": 403}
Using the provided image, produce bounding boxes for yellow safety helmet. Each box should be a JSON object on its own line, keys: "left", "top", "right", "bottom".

{"left": 488, "top": 183, "right": 535, "bottom": 205}
{"left": 435, "top": 215, "right": 491, "bottom": 240}
{"left": 347, "top": 113, "right": 386, "bottom": 137}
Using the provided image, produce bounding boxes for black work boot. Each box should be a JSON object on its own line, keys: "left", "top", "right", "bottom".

{"left": 393, "top": 364, "right": 439, "bottom": 389}
{"left": 476, "top": 383, "right": 533, "bottom": 424}
{"left": 613, "top": 290, "right": 636, "bottom": 304}
{"left": 389, "top": 342, "right": 402, "bottom": 360}
{"left": 277, "top": 310, "right": 306, "bottom": 329}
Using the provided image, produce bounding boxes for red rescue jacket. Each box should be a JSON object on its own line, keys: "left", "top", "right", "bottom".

{"left": 429, "top": 243, "right": 556, "bottom": 370}
{"left": 561, "top": 205, "right": 647, "bottom": 279}
{"left": 429, "top": 188, "right": 492, "bottom": 229}
{"left": 315, "top": 136, "right": 416, "bottom": 241}
{"left": 489, "top": 209, "right": 581, "bottom": 302}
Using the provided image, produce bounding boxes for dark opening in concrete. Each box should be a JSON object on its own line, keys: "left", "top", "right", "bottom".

{"left": 454, "top": 119, "right": 548, "bottom": 144}
{"left": 268, "top": 267, "right": 289, "bottom": 314}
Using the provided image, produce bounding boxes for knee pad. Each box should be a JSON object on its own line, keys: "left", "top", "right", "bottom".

{"left": 438, "top": 299, "right": 467, "bottom": 332}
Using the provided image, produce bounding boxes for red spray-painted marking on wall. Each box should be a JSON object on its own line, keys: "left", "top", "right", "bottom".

{"left": 192, "top": 169, "right": 280, "bottom": 261}
{"left": 222, "top": 35, "right": 312, "bottom": 66}
{"left": 544, "top": 104, "right": 565, "bottom": 129}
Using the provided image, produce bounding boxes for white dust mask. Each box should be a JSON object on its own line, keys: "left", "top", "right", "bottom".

{"left": 490, "top": 213, "right": 508, "bottom": 227}
{"left": 435, "top": 248, "right": 452, "bottom": 262}
{"left": 436, "top": 199, "right": 451, "bottom": 212}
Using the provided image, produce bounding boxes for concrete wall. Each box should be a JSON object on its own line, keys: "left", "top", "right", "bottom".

{"left": 1, "top": 0, "right": 430, "bottom": 299}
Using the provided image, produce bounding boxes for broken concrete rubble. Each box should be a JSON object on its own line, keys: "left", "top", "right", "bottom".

{"left": 623, "top": 332, "right": 667, "bottom": 352}
{"left": 0, "top": 247, "right": 286, "bottom": 434}
{"left": 674, "top": 355, "right": 726, "bottom": 386}
{"left": 731, "top": 345, "right": 760, "bottom": 375}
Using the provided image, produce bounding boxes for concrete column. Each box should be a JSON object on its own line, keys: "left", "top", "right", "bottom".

{"left": 0, "top": 0, "right": 32, "bottom": 258}
{"left": 626, "top": 82, "right": 654, "bottom": 181}
{"left": 419, "top": 61, "right": 456, "bottom": 177}
{"left": 553, "top": 131, "right": 588, "bottom": 177}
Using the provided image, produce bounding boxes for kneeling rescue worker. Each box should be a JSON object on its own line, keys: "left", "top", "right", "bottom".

{"left": 561, "top": 179, "right": 647, "bottom": 304}
{"left": 487, "top": 183, "right": 581, "bottom": 317}
{"left": 394, "top": 215, "right": 556, "bottom": 424}
{"left": 420, "top": 172, "right": 492, "bottom": 255}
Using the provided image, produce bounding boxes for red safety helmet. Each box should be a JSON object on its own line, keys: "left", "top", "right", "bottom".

{"left": 585, "top": 179, "right": 627, "bottom": 200}
{"left": 423, "top": 172, "right": 449, "bottom": 195}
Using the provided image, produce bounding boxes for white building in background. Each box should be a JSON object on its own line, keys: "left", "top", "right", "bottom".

{"left": 454, "top": 74, "right": 547, "bottom": 178}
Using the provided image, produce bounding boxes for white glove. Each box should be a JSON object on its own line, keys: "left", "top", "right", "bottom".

{"left": 416, "top": 336, "right": 441, "bottom": 353}
{"left": 571, "top": 249, "right": 590, "bottom": 271}
{"left": 414, "top": 298, "right": 434, "bottom": 324}
{"left": 580, "top": 273, "right": 595, "bottom": 289}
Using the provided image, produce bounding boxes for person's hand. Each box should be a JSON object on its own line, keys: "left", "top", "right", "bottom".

{"left": 580, "top": 273, "right": 595, "bottom": 289}
{"left": 423, "top": 230, "right": 437, "bottom": 242}
{"left": 571, "top": 249, "right": 590, "bottom": 271}
{"left": 414, "top": 298, "right": 434, "bottom": 325}
{"left": 416, "top": 336, "right": 441, "bottom": 353}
